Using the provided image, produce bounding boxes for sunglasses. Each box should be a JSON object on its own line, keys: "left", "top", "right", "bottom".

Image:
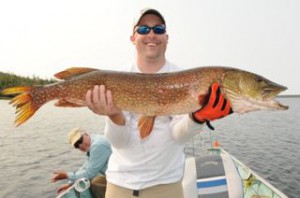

{"left": 135, "top": 25, "right": 166, "bottom": 35}
{"left": 74, "top": 136, "right": 83, "bottom": 149}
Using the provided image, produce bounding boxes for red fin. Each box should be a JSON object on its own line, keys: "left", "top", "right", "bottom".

{"left": 2, "top": 86, "right": 41, "bottom": 127}
{"left": 54, "top": 67, "right": 98, "bottom": 80}
{"left": 138, "top": 116, "right": 156, "bottom": 139}
{"left": 55, "top": 99, "right": 84, "bottom": 107}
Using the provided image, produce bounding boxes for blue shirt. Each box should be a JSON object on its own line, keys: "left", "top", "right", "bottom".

{"left": 67, "top": 134, "right": 111, "bottom": 182}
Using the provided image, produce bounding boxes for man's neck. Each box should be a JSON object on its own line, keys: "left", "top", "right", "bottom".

{"left": 136, "top": 58, "right": 166, "bottom": 74}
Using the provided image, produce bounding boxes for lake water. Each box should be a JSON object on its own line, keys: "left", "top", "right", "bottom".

{"left": 0, "top": 98, "right": 299, "bottom": 198}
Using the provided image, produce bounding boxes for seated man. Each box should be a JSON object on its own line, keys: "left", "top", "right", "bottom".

{"left": 51, "top": 128, "right": 112, "bottom": 198}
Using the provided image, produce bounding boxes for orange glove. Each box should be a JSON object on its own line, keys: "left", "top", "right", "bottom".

{"left": 191, "top": 83, "right": 233, "bottom": 130}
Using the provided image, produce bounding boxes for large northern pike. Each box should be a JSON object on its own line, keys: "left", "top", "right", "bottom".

{"left": 2, "top": 66, "right": 288, "bottom": 138}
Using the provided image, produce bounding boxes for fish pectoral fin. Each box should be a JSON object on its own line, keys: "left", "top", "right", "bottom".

{"left": 55, "top": 99, "right": 84, "bottom": 107}
{"left": 54, "top": 67, "right": 98, "bottom": 80}
{"left": 138, "top": 116, "right": 156, "bottom": 139}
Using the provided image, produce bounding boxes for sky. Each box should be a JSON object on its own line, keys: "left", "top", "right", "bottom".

{"left": 0, "top": 0, "right": 299, "bottom": 95}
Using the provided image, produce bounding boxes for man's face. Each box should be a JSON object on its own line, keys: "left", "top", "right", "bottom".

{"left": 77, "top": 134, "right": 90, "bottom": 152}
{"left": 131, "top": 14, "right": 168, "bottom": 61}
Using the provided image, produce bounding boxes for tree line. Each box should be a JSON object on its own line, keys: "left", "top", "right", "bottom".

{"left": 0, "top": 71, "right": 57, "bottom": 98}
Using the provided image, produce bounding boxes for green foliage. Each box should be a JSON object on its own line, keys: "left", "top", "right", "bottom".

{"left": 0, "top": 71, "right": 57, "bottom": 98}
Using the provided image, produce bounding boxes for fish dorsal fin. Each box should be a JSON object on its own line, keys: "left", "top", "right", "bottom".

{"left": 138, "top": 115, "right": 156, "bottom": 139}
{"left": 54, "top": 67, "right": 98, "bottom": 80}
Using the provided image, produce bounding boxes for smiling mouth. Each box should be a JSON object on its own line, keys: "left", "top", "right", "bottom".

{"left": 145, "top": 42, "right": 159, "bottom": 46}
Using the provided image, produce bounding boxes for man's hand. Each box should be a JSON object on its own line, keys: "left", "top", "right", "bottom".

{"left": 56, "top": 183, "right": 72, "bottom": 194}
{"left": 191, "top": 83, "right": 233, "bottom": 129}
{"left": 86, "top": 85, "right": 125, "bottom": 125}
{"left": 51, "top": 171, "right": 68, "bottom": 183}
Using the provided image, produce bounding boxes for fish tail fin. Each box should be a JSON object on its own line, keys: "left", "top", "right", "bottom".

{"left": 2, "top": 86, "right": 32, "bottom": 96}
{"left": 2, "top": 86, "right": 41, "bottom": 127}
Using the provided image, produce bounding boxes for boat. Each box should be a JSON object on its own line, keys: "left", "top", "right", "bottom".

{"left": 182, "top": 144, "right": 288, "bottom": 198}
{"left": 58, "top": 139, "right": 288, "bottom": 198}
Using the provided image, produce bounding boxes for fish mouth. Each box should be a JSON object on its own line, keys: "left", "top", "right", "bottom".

{"left": 231, "top": 96, "right": 289, "bottom": 114}
{"left": 258, "top": 97, "right": 289, "bottom": 110}
{"left": 261, "top": 83, "right": 289, "bottom": 111}
{"left": 261, "top": 83, "right": 287, "bottom": 100}
{"left": 226, "top": 82, "right": 289, "bottom": 114}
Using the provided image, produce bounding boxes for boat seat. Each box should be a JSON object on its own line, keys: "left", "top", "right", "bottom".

{"left": 182, "top": 153, "right": 243, "bottom": 198}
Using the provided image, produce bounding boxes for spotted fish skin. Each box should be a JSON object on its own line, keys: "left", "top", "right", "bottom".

{"left": 2, "top": 66, "right": 288, "bottom": 138}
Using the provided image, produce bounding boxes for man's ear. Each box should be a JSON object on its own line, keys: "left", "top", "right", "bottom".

{"left": 130, "top": 35, "right": 135, "bottom": 44}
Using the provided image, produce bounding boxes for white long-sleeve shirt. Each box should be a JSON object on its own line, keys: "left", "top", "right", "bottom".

{"left": 104, "top": 61, "right": 204, "bottom": 190}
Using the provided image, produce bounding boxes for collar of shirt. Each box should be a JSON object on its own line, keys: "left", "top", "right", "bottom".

{"left": 130, "top": 60, "right": 173, "bottom": 73}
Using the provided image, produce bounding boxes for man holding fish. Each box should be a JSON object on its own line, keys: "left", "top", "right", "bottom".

{"left": 86, "top": 8, "right": 232, "bottom": 198}
{"left": 2, "top": 7, "right": 288, "bottom": 198}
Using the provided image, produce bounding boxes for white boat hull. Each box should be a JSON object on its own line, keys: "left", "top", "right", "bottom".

{"left": 182, "top": 147, "right": 288, "bottom": 198}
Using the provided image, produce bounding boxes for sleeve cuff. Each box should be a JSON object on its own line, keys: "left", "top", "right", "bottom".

{"left": 67, "top": 172, "right": 76, "bottom": 182}
{"left": 104, "top": 117, "right": 130, "bottom": 148}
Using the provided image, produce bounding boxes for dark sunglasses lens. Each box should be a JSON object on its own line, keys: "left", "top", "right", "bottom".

{"left": 74, "top": 136, "right": 83, "bottom": 148}
{"left": 74, "top": 142, "right": 79, "bottom": 149}
{"left": 153, "top": 26, "right": 166, "bottom": 34}
{"left": 137, "top": 26, "right": 150, "bottom": 34}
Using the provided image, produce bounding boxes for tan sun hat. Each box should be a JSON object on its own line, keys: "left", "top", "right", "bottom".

{"left": 68, "top": 128, "right": 84, "bottom": 147}
{"left": 132, "top": 8, "right": 166, "bottom": 33}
